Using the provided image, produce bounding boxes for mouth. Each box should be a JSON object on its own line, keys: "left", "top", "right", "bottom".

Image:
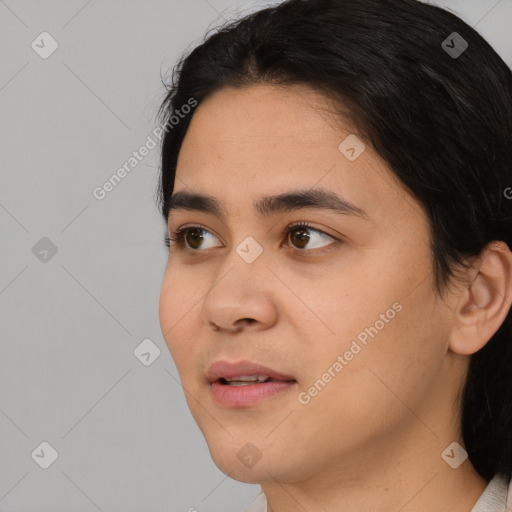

{"left": 207, "top": 360, "right": 298, "bottom": 407}
{"left": 218, "top": 375, "right": 283, "bottom": 386}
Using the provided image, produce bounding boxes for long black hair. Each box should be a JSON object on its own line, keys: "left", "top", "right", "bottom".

{"left": 157, "top": 0, "right": 512, "bottom": 482}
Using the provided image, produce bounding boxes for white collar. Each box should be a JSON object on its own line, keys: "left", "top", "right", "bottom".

{"left": 471, "top": 474, "right": 511, "bottom": 512}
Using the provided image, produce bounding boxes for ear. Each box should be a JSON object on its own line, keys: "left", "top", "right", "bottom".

{"left": 449, "top": 241, "right": 512, "bottom": 356}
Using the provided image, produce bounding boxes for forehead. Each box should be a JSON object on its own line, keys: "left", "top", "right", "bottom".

{"left": 179, "top": 84, "right": 349, "bottom": 163}
{"left": 177, "top": 84, "right": 360, "bottom": 185}
{"left": 173, "top": 83, "right": 416, "bottom": 226}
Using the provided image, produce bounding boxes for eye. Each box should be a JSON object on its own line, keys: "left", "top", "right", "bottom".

{"left": 165, "top": 222, "right": 337, "bottom": 252}
{"left": 166, "top": 225, "right": 221, "bottom": 250}
{"left": 284, "top": 222, "right": 336, "bottom": 250}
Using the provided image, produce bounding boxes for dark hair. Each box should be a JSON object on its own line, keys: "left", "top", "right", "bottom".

{"left": 157, "top": 0, "right": 512, "bottom": 481}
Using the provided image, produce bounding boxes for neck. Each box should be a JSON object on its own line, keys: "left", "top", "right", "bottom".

{"left": 262, "top": 432, "right": 487, "bottom": 512}
{"left": 261, "top": 367, "right": 488, "bottom": 512}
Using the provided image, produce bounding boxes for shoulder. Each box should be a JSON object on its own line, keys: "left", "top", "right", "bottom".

{"left": 241, "top": 477, "right": 512, "bottom": 512}
{"left": 472, "top": 473, "right": 511, "bottom": 512}
{"left": 507, "top": 476, "right": 512, "bottom": 512}
{"left": 243, "top": 489, "right": 267, "bottom": 512}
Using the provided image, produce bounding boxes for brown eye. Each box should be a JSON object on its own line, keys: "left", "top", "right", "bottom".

{"left": 168, "top": 225, "right": 222, "bottom": 251}
{"left": 168, "top": 223, "right": 336, "bottom": 253}
{"left": 289, "top": 226, "right": 311, "bottom": 249}
{"left": 185, "top": 228, "right": 205, "bottom": 250}
{"left": 285, "top": 223, "right": 336, "bottom": 251}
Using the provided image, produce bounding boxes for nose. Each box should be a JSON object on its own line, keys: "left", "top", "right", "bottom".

{"left": 209, "top": 317, "right": 257, "bottom": 333}
{"left": 200, "top": 253, "right": 278, "bottom": 334}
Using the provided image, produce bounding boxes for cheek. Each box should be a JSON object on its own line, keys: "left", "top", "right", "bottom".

{"left": 159, "top": 264, "right": 203, "bottom": 363}
{"left": 293, "top": 258, "right": 448, "bottom": 428}
{"left": 306, "top": 287, "right": 447, "bottom": 430}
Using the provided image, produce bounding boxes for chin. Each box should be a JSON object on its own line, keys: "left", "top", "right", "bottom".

{"left": 208, "top": 445, "right": 269, "bottom": 483}
{"left": 201, "top": 433, "right": 276, "bottom": 482}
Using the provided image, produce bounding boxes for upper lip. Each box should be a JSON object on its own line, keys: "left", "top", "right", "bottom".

{"left": 206, "top": 360, "right": 296, "bottom": 383}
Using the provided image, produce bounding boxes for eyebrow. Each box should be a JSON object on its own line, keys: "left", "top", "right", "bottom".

{"left": 166, "top": 188, "right": 368, "bottom": 221}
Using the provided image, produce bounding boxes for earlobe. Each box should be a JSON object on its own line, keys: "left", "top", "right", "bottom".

{"left": 449, "top": 241, "right": 512, "bottom": 356}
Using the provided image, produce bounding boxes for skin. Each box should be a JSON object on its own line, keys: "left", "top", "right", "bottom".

{"left": 159, "top": 83, "right": 512, "bottom": 511}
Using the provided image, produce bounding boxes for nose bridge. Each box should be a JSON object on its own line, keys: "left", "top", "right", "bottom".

{"left": 200, "top": 237, "right": 275, "bottom": 331}
{"left": 211, "top": 222, "right": 268, "bottom": 279}
{"left": 206, "top": 236, "right": 267, "bottom": 302}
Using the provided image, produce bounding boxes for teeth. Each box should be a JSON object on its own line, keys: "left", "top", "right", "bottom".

{"left": 227, "top": 381, "right": 262, "bottom": 386}
{"left": 223, "top": 375, "right": 270, "bottom": 383}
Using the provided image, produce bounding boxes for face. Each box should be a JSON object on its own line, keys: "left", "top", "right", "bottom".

{"left": 159, "top": 84, "right": 462, "bottom": 485}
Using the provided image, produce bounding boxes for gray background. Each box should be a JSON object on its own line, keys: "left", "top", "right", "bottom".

{"left": 1, "top": 1, "right": 511, "bottom": 510}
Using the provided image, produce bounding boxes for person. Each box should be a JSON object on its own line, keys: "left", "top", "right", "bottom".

{"left": 156, "top": 0, "right": 512, "bottom": 510}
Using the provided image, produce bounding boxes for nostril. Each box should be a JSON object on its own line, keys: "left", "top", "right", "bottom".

{"left": 209, "top": 319, "right": 256, "bottom": 332}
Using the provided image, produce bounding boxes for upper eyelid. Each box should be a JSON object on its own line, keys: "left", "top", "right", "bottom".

{"left": 171, "top": 222, "right": 331, "bottom": 238}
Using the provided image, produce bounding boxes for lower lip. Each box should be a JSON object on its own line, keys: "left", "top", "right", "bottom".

{"left": 210, "top": 380, "right": 297, "bottom": 407}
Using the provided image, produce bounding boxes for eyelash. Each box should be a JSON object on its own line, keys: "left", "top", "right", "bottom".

{"left": 164, "top": 222, "right": 336, "bottom": 253}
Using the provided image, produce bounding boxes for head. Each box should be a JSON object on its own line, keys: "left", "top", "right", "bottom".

{"left": 157, "top": 0, "right": 512, "bottom": 485}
